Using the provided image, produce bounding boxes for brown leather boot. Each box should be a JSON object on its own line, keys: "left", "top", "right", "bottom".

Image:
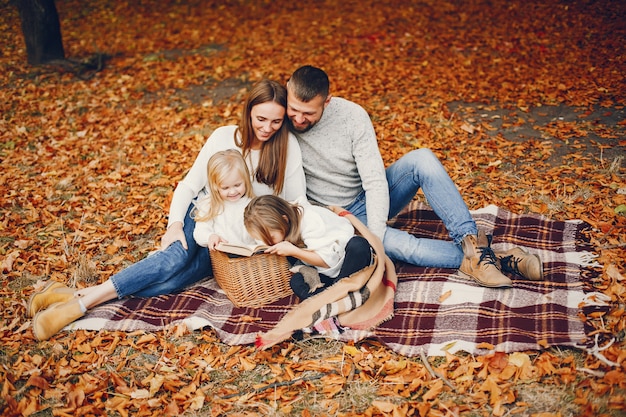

{"left": 496, "top": 247, "right": 544, "bottom": 281}
{"left": 27, "top": 281, "right": 75, "bottom": 318}
{"left": 32, "top": 299, "right": 85, "bottom": 341}
{"left": 459, "top": 231, "right": 512, "bottom": 288}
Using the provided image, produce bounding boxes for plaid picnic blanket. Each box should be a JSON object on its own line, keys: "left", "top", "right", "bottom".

{"left": 68, "top": 202, "right": 603, "bottom": 356}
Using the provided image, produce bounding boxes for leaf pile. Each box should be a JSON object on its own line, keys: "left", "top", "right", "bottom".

{"left": 1, "top": 0, "right": 624, "bottom": 416}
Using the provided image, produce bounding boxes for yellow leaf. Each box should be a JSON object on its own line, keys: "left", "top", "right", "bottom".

{"left": 477, "top": 342, "right": 495, "bottom": 350}
{"left": 537, "top": 339, "right": 550, "bottom": 348}
{"left": 422, "top": 379, "right": 444, "bottom": 401}
{"left": 148, "top": 375, "right": 165, "bottom": 396}
{"left": 372, "top": 400, "right": 396, "bottom": 413}
{"left": 136, "top": 334, "right": 157, "bottom": 345}
{"left": 439, "top": 290, "right": 452, "bottom": 303}
{"left": 239, "top": 356, "right": 257, "bottom": 371}
{"left": 343, "top": 345, "right": 360, "bottom": 356}
{"left": 130, "top": 388, "right": 150, "bottom": 399}
{"left": 508, "top": 352, "right": 530, "bottom": 367}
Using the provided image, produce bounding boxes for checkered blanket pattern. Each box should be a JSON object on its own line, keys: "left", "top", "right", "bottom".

{"left": 69, "top": 202, "right": 601, "bottom": 356}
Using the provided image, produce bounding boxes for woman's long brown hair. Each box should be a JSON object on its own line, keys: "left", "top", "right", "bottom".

{"left": 235, "top": 79, "right": 290, "bottom": 195}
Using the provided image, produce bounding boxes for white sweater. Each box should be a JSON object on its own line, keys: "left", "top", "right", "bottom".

{"left": 293, "top": 98, "right": 389, "bottom": 240}
{"left": 295, "top": 197, "right": 355, "bottom": 278}
{"left": 192, "top": 197, "right": 256, "bottom": 248}
{"left": 167, "top": 125, "right": 307, "bottom": 228}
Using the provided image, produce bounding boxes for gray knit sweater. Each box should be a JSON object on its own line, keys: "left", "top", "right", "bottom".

{"left": 293, "top": 97, "right": 389, "bottom": 240}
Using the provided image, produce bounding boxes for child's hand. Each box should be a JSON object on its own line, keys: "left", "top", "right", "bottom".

{"left": 266, "top": 241, "right": 298, "bottom": 257}
{"left": 270, "top": 242, "right": 329, "bottom": 268}
{"left": 208, "top": 235, "right": 226, "bottom": 251}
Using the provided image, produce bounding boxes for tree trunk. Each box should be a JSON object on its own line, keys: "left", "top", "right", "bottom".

{"left": 16, "top": 0, "right": 65, "bottom": 64}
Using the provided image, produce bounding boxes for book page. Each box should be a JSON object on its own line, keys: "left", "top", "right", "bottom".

{"left": 216, "top": 242, "right": 269, "bottom": 257}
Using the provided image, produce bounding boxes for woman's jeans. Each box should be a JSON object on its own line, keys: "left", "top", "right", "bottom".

{"left": 110, "top": 204, "right": 212, "bottom": 298}
{"left": 344, "top": 148, "right": 476, "bottom": 268}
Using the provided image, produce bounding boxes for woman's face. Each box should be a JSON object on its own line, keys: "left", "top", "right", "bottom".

{"left": 250, "top": 101, "right": 285, "bottom": 145}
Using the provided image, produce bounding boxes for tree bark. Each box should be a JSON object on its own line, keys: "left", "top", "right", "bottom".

{"left": 16, "top": 0, "right": 65, "bottom": 64}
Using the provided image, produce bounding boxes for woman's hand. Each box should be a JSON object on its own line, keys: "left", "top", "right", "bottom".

{"left": 160, "top": 222, "right": 188, "bottom": 250}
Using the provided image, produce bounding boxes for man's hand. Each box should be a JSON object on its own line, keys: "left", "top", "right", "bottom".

{"left": 161, "top": 222, "right": 187, "bottom": 250}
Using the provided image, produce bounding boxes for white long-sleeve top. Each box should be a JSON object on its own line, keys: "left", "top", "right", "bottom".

{"left": 295, "top": 197, "right": 355, "bottom": 278}
{"left": 167, "top": 125, "right": 307, "bottom": 228}
{"left": 192, "top": 196, "right": 256, "bottom": 248}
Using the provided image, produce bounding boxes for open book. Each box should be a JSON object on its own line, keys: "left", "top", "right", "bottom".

{"left": 215, "top": 242, "right": 269, "bottom": 257}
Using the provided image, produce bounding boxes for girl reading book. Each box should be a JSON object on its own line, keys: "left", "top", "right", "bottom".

{"left": 192, "top": 149, "right": 256, "bottom": 250}
{"left": 243, "top": 195, "right": 374, "bottom": 300}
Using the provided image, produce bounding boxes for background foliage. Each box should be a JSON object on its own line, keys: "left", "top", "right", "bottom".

{"left": 1, "top": 0, "right": 624, "bottom": 415}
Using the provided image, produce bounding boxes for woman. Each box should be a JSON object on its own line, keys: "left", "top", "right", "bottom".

{"left": 29, "top": 79, "right": 307, "bottom": 340}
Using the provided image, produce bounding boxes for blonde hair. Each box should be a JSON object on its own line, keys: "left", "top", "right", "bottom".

{"left": 235, "top": 79, "right": 289, "bottom": 195}
{"left": 243, "top": 195, "right": 304, "bottom": 247}
{"left": 194, "top": 149, "right": 255, "bottom": 222}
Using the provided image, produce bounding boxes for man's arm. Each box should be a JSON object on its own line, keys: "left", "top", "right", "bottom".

{"left": 351, "top": 107, "right": 389, "bottom": 241}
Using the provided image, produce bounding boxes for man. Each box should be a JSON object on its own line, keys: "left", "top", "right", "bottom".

{"left": 286, "top": 65, "right": 542, "bottom": 288}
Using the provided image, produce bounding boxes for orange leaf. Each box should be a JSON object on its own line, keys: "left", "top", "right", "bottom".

{"left": 422, "top": 379, "right": 444, "bottom": 401}
{"left": 25, "top": 375, "right": 49, "bottom": 390}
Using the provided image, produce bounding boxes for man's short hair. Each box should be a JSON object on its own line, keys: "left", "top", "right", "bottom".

{"left": 288, "top": 65, "right": 329, "bottom": 102}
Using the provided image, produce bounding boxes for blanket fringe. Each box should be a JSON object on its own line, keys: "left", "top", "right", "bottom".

{"left": 577, "top": 334, "right": 620, "bottom": 368}
{"left": 580, "top": 291, "right": 611, "bottom": 307}
{"left": 568, "top": 251, "right": 601, "bottom": 268}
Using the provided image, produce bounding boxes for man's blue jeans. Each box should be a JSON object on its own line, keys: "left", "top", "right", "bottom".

{"left": 110, "top": 205, "right": 212, "bottom": 298}
{"left": 345, "top": 148, "right": 476, "bottom": 268}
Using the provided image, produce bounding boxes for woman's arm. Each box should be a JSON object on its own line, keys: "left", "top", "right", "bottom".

{"left": 167, "top": 146, "right": 213, "bottom": 228}
{"left": 163, "top": 126, "right": 238, "bottom": 249}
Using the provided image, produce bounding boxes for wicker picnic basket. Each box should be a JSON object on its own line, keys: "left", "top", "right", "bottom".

{"left": 209, "top": 249, "right": 293, "bottom": 308}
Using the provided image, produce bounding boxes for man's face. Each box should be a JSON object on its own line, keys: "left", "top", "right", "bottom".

{"left": 286, "top": 87, "right": 329, "bottom": 133}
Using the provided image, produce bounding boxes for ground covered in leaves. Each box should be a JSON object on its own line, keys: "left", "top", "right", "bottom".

{"left": 1, "top": 0, "right": 625, "bottom": 416}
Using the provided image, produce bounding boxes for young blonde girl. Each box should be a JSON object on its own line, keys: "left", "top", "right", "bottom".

{"left": 193, "top": 149, "right": 256, "bottom": 250}
{"left": 243, "top": 195, "right": 374, "bottom": 300}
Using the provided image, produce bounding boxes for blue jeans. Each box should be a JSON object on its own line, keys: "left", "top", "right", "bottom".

{"left": 110, "top": 204, "right": 212, "bottom": 298}
{"left": 345, "top": 148, "right": 476, "bottom": 268}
